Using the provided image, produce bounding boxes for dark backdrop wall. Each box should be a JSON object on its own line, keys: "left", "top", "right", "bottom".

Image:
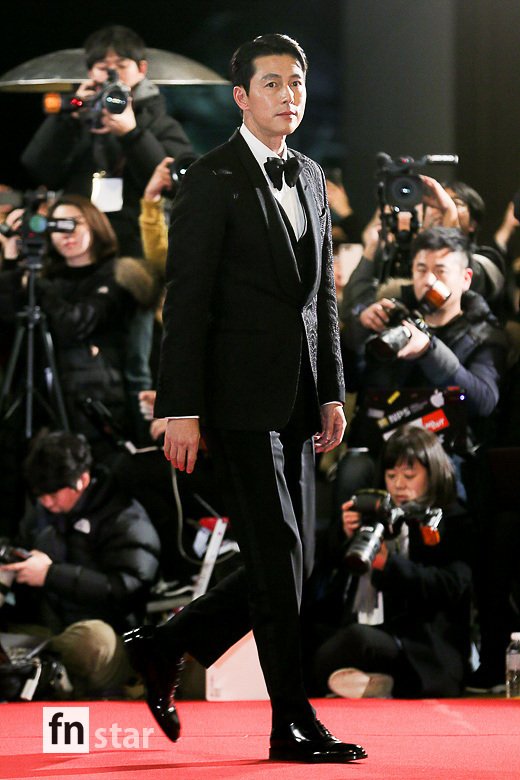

{"left": 342, "top": 0, "right": 520, "bottom": 246}
{"left": 0, "top": 0, "right": 343, "bottom": 189}
{"left": 1, "top": 0, "right": 520, "bottom": 247}
{"left": 455, "top": 0, "right": 520, "bottom": 245}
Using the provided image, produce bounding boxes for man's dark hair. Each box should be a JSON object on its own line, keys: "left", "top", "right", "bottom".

{"left": 380, "top": 424, "right": 456, "bottom": 509}
{"left": 230, "top": 33, "right": 308, "bottom": 94}
{"left": 24, "top": 430, "right": 93, "bottom": 496}
{"left": 84, "top": 25, "right": 146, "bottom": 69}
{"left": 443, "top": 180, "right": 486, "bottom": 230}
{"left": 411, "top": 227, "right": 471, "bottom": 266}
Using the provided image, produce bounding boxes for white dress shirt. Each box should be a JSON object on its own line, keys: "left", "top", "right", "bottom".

{"left": 239, "top": 123, "right": 306, "bottom": 239}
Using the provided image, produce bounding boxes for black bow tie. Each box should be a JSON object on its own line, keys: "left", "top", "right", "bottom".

{"left": 264, "top": 156, "right": 302, "bottom": 190}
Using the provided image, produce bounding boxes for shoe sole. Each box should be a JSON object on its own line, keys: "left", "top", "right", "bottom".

{"left": 465, "top": 684, "right": 506, "bottom": 694}
{"left": 328, "top": 667, "right": 393, "bottom": 698}
{"left": 269, "top": 748, "right": 367, "bottom": 763}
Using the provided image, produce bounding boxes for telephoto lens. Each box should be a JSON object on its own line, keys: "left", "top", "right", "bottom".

{"left": 344, "top": 522, "right": 386, "bottom": 575}
{"left": 344, "top": 490, "right": 393, "bottom": 575}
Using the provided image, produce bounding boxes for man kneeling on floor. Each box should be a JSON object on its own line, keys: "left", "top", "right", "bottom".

{"left": 0, "top": 430, "right": 161, "bottom": 697}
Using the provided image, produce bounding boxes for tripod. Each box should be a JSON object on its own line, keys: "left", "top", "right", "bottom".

{"left": 376, "top": 181, "right": 421, "bottom": 285}
{"left": 0, "top": 244, "right": 69, "bottom": 439}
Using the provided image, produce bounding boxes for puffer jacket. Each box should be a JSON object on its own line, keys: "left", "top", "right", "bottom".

{"left": 21, "top": 78, "right": 193, "bottom": 255}
{"left": 0, "top": 255, "right": 158, "bottom": 442}
{"left": 16, "top": 470, "right": 161, "bottom": 633}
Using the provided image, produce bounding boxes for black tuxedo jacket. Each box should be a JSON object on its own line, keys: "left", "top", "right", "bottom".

{"left": 155, "top": 129, "right": 344, "bottom": 431}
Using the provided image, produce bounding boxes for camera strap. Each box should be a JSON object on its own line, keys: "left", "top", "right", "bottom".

{"left": 354, "top": 574, "right": 384, "bottom": 625}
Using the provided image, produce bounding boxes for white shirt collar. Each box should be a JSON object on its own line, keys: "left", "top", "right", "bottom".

{"left": 239, "top": 124, "right": 288, "bottom": 182}
{"left": 238, "top": 123, "right": 305, "bottom": 238}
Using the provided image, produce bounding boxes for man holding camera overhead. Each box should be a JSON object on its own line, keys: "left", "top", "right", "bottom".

{"left": 21, "top": 25, "right": 193, "bottom": 256}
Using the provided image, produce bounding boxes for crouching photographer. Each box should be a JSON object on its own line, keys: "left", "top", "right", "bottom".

{"left": 341, "top": 227, "right": 508, "bottom": 465}
{"left": 311, "top": 425, "right": 473, "bottom": 699}
{"left": 0, "top": 430, "right": 161, "bottom": 698}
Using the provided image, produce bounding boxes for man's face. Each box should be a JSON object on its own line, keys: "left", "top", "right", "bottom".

{"left": 233, "top": 54, "right": 306, "bottom": 148}
{"left": 88, "top": 48, "right": 147, "bottom": 88}
{"left": 412, "top": 247, "right": 472, "bottom": 318}
{"left": 37, "top": 473, "right": 90, "bottom": 514}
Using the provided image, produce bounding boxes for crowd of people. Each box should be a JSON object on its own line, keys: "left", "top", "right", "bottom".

{"left": 0, "top": 24, "right": 519, "bottom": 714}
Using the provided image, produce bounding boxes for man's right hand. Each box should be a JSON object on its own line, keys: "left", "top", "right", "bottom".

{"left": 163, "top": 418, "right": 200, "bottom": 474}
{"left": 341, "top": 500, "right": 361, "bottom": 539}
{"left": 359, "top": 298, "right": 396, "bottom": 332}
{"left": 72, "top": 80, "right": 111, "bottom": 133}
{"left": 75, "top": 79, "right": 101, "bottom": 101}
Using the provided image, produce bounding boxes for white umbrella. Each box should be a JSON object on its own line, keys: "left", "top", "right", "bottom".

{"left": 0, "top": 47, "right": 229, "bottom": 91}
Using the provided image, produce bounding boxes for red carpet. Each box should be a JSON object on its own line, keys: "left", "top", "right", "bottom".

{"left": 1, "top": 698, "right": 519, "bottom": 779}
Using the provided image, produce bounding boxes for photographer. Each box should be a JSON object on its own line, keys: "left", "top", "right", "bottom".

{"left": 0, "top": 194, "right": 158, "bottom": 453}
{"left": 341, "top": 175, "right": 506, "bottom": 323}
{"left": 310, "top": 425, "right": 473, "bottom": 699}
{"left": 21, "top": 25, "right": 193, "bottom": 256}
{"left": 342, "top": 227, "right": 508, "bottom": 458}
{"left": 0, "top": 430, "right": 161, "bottom": 696}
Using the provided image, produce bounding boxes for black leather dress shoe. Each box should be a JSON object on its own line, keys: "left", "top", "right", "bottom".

{"left": 269, "top": 719, "right": 367, "bottom": 763}
{"left": 123, "top": 626, "right": 184, "bottom": 742}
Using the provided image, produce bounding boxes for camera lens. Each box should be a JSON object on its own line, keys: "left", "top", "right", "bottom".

{"left": 385, "top": 174, "right": 424, "bottom": 209}
{"left": 345, "top": 522, "right": 386, "bottom": 575}
{"left": 102, "top": 86, "right": 129, "bottom": 115}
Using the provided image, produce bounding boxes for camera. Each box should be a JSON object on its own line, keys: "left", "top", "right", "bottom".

{"left": 0, "top": 215, "right": 76, "bottom": 240}
{"left": 0, "top": 542, "right": 31, "bottom": 565}
{"left": 376, "top": 152, "right": 459, "bottom": 211}
{"left": 169, "top": 153, "right": 199, "bottom": 188}
{"left": 0, "top": 189, "right": 75, "bottom": 270}
{"left": 365, "top": 277, "right": 451, "bottom": 362}
{"left": 344, "top": 489, "right": 442, "bottom": 575}
{"left": 374, "top": 152, "right": 459, "bottom": 282}
{"left": 43, "top": 68, "right": 130, "bottom": 129}
{"left": 0, "top": 542, "right": 30, "bottom": 608}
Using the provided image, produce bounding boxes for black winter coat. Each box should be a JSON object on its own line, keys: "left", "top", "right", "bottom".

{"left": 16, "top": 471, "right": 161, "bottom": 633}
{"left": 345, "top": 289, "right": 508, "bottom": 449}
{"left": 21, "top": 79, "right": 193, "bottom": 255}
{"left": 308, "top": 502, "right": 473, "bottom": 697}
{"left": 0, "top": 256, "right": 156, "bottom": 442}
{"left": 370, "top": 502, "right": 473, "bottom": 697}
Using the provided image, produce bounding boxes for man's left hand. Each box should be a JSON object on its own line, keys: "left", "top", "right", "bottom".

{"left": 0, "top": 550, "right": 52, "bottom": 587}
{"left": 397, "top": 320, "right": 431, "bottom": 359}
{"left": 314, "top": 403, "right": 346, "bottom": 453}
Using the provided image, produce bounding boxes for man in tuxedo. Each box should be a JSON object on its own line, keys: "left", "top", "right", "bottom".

{"left": 124, "top": 34, "right": 367, "bottom": 764}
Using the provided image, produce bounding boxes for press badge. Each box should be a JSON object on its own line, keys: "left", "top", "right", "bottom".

{"left": 91, "top": 172, "right": 123, "bottom": 212}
